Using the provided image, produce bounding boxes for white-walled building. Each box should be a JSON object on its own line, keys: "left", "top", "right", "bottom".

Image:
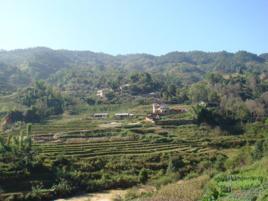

{"left": 93, "top": 113, "right": 109, "bottom": 118}
{"left": 152, "top": 103, "right": 169, "bottom": 114}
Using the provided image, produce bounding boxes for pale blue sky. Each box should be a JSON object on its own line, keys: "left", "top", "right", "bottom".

{"left": 0, "top": 0, "right": 267, "bottom": 55}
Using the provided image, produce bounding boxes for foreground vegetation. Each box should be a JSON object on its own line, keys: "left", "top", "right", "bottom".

{"left": 1, "top": 109, "right": 267, "bottom": 201}
{"left": 118, "top": 138, "right": 268, "bottom": 201}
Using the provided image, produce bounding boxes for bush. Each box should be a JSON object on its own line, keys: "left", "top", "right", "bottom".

{"left": 124, "top": 188, "right": 142, "bottom": 201}
{"left": 52, "top": 179, "right": 74, "bottom": 197}
{"left": 257, "top": 188, "right": 268, "bottom": 201}
{"left": 252, "top": 140, "right": 265, "bottom": 160}
{"left": 139, "top": 168, "right": 149, "bottom": 184}
{"left": 225, "top": 146, "right": 252, "bottom": 170}
{"left": 150, "top": 173, "right": 180, "bottom": 188}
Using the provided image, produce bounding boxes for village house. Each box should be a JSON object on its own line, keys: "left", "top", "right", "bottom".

{"left": 119, "top": 84, "right": 130, "bottom": 92}
{"left": 93, "top": 113, "right": 109, "bottom": 118}
{"left": 96, "top": 90, "right": 104, "bottom": 98}
{"left": 144, "top": 103, "right": 169, "bottom": 124}
{"left": 114, "top": 113, "right": 134, "bottom": 119}
{"left": 96, "top": 88, "right": 113, "bottom": 99}
{"left": 152, "top": 103, "right": 169, "bottom": 114}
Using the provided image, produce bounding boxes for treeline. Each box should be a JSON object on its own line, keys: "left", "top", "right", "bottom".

{"left": 2, "top": 50, "right": 268, "bottom": 125}
{"left": 3, "top": 81, "right": 68, "bottom": 125}
{"left": 2, "top": 47, "right": 268, "bottom": 95}
{"left": 6, "top": 70, "right": 268, "bottom": 126}
{"left": 188, "top": 72, "right": 268, "bottom": 133}
{"left": 82, "top": 70, "right": 268, "bottom": 125}
{"left": 93, "top": 70, "right": 268, "bottom": 132}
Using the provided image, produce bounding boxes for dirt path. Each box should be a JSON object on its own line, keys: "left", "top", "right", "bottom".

{"left": 55, "top": 189, "right": 126, "bottom": 201}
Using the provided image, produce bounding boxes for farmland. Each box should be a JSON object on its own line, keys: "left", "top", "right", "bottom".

{"left": 1, "top": 48, "right": 268, "bottom": 201}
{"left": 1, "top": 104, "right": 265, "bottom": 201}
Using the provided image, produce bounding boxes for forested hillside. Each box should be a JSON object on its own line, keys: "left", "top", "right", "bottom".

{"left": 1, "top": 48, "right": 268, "bottom": 124}
{"left": 0, "top": 47, "right": 267, "bottom": 96}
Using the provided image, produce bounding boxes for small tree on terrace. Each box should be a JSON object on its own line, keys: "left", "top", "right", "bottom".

{"left": 139, "top": 168, "right": 148, "bottom": 184}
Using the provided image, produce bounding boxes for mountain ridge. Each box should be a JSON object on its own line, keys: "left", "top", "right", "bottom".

{"left": 0, "top": 47, "right": 267, "bottom": 95}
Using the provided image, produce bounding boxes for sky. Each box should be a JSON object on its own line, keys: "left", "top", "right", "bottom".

{"left": 0, "top": 0, "right": 267, "bottom": 55}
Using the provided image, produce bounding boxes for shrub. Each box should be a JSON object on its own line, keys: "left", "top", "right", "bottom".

{"left": 139, "top": 168, "right": 149, "bottom": 184}
{"left": 150, "top": 173, "right": 180, "bottom": 188}
{"left": 52, "top": 179, "right": 74, "bottom": 196}
{"left": 124, "top": 188, "right": 142, "bottom": 201}
{"left": 225, "top": 146, "right": 253, "bottom": 170}
{"left": 252, "top": 140, "right": 265, "bottom": 160}
{"left": 257, "top": 188, "right": 268, "bottom": 201}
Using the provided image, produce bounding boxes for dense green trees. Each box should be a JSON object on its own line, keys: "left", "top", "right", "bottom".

{"left": 18, "top": 80, "right": 64, "bottom": 116}
{"left": 0, "top": 124, "right": 33, "bottom": 162}
{"left": 0, "top": 124, "right": 35, "bottom": 200}
{"left": 190, "top": 71, "right": 268, "bottom": 129}
{"left": 3, "top": 81, "right": 67, "bottom": 123}
{"left": 2, "top": 48, "right": 267, "bottom": 99}
{"left": 128, "top": 72, "right": 160, "bottom": 95}
{"left": 189, "top": 82, "right": 209, "bottom": 103}
{"left": 3, "top": 65, "right": 268, "bottom": 127}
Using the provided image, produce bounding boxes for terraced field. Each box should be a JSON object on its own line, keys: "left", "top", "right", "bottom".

{"left": 1, "top": 108, "right": 264, "bottom": 201}
{"left": 24, "top": 119, "right": 201, "bottom": 153}
{"left": 34, "top": 140, "right": 213, "bottom": 160}
{"left": 8, "top": 113, "right": 257, "bottom": 161}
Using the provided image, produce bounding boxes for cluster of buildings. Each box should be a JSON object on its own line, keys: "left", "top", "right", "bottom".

{"left": 93, "top": 103, "right": 170, "bottom": 120}
{"left": 96, "top": 84, "right": 131, "bottom": 99}
{"left": 144, "top": 103, "right": 168, "bottom": 123}
{"left": 145, "top": 103, "right": 188, "bottom": 123}
{"left": 152, "top": 103, "right": 169, "bottom": 114}
{"left": 93, "top": 102, "right": 188, "bottom": 124}
{"left": 95, "top": 86, "right": 188, "bottom": 123}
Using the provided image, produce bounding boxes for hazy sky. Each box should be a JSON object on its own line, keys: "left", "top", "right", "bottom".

{"left": 0, "top": 0, "right": 267, "bottom": 55}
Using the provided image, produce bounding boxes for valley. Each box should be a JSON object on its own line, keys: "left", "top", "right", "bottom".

{"left": 1, "top": 48, "right": 268, "bottom": 201}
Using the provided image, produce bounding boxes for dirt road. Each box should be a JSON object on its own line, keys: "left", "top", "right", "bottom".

{"left": 55, "top": 189, "right": 126, "bottom": 201}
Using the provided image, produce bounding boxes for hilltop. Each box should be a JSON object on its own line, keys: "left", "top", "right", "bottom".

{"left": 0, "top": 47, "right": 268, "bottom": 95}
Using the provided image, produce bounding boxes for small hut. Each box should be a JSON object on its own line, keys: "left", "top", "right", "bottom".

{"left": 93, "top": 113, "right": 109, "bottom": 119}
